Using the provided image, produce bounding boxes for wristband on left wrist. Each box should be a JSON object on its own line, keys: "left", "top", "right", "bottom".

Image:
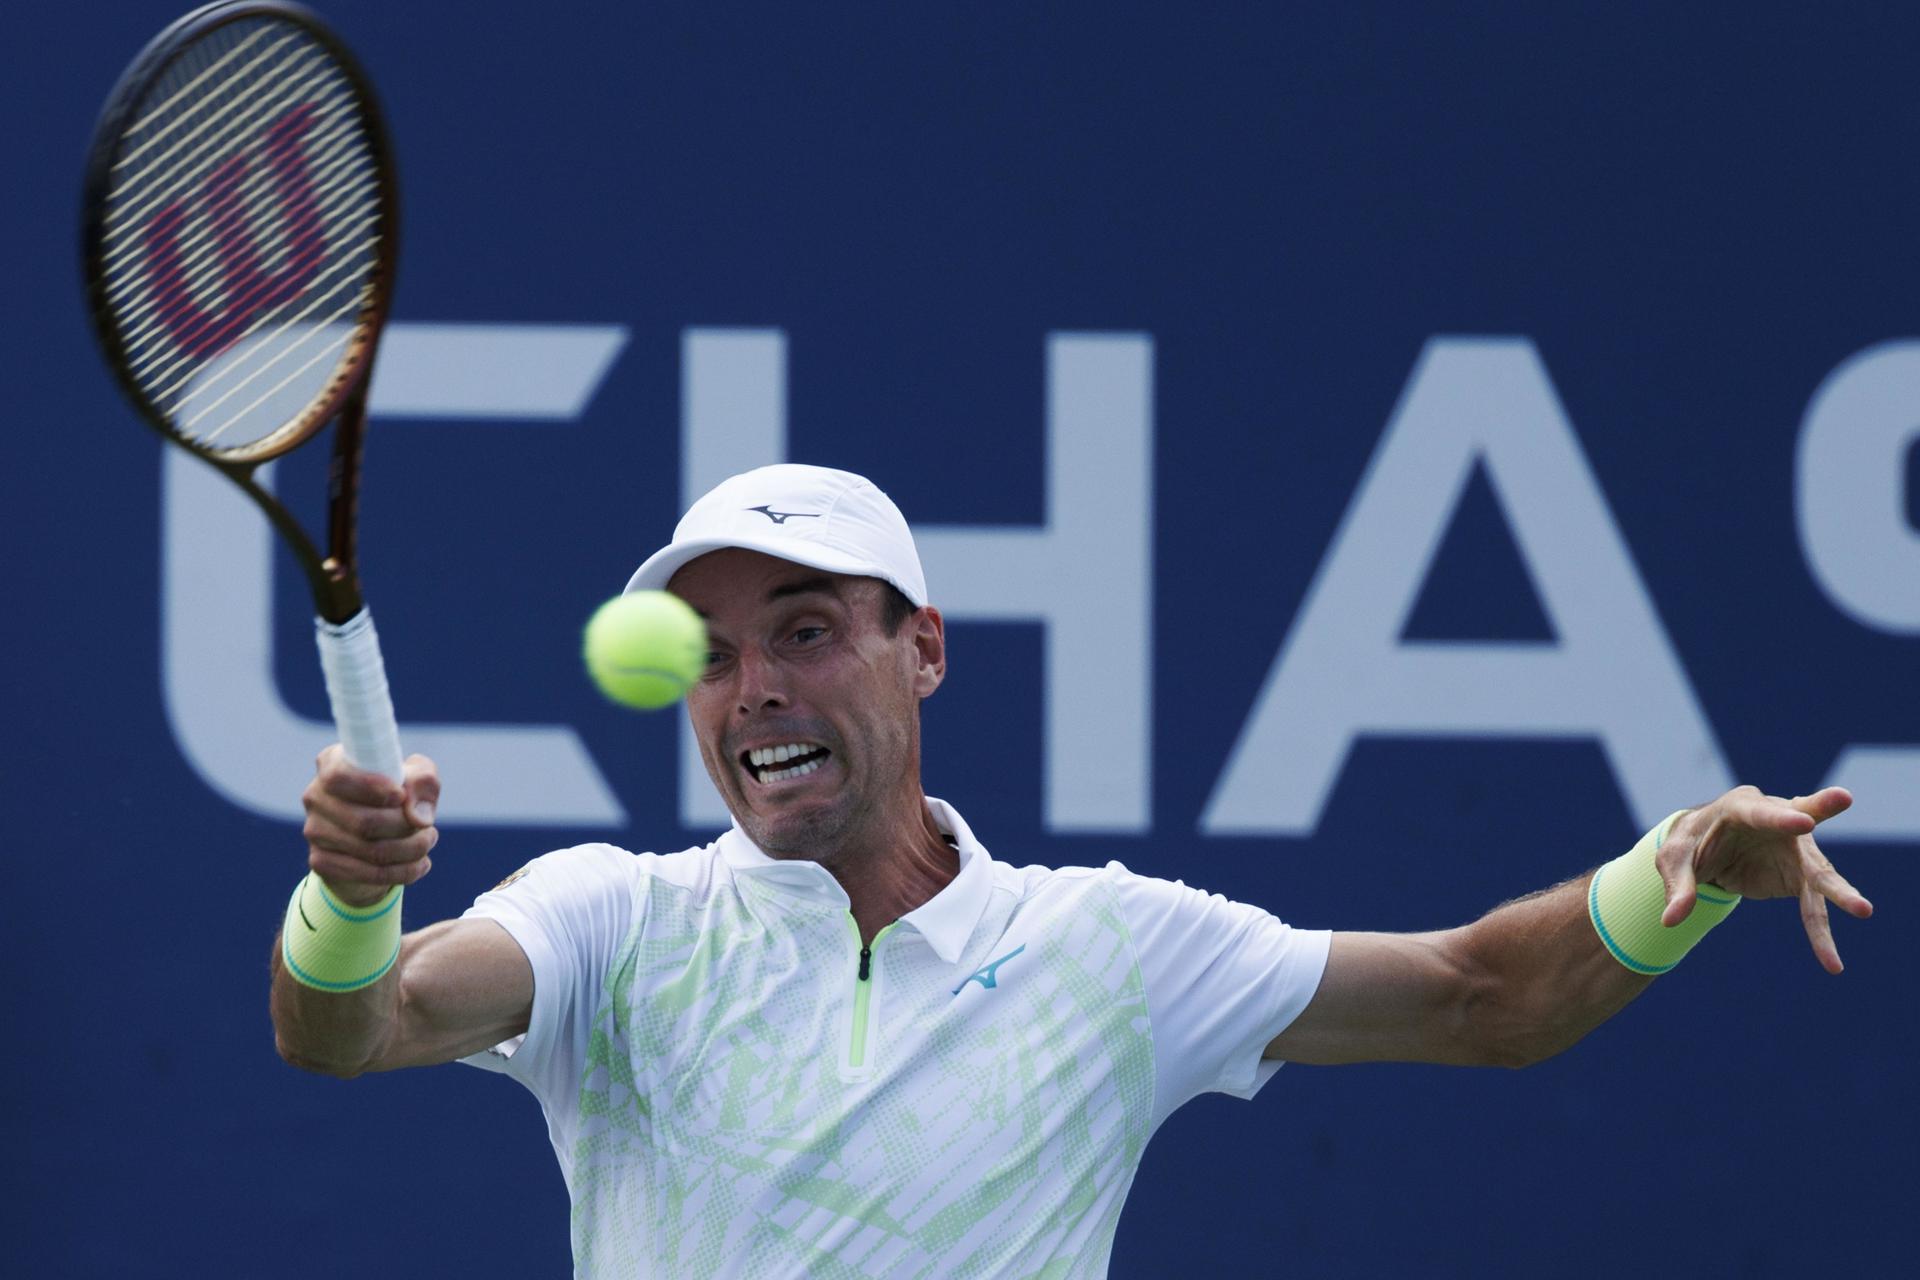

{"left": 1588, "top": 810, "right": 1740, "bottom": 975}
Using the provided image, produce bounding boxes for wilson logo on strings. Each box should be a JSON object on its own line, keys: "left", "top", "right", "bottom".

{"left": 143, "top": 103, "right": 327, "bottom": 360}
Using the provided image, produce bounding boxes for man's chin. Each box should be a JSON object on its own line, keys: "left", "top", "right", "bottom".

{"left": 738, "top": 794, "right": 852, "bottom": 862}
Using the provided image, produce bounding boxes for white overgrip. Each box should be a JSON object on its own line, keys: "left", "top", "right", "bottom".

{"left": 314, "top": 607, "right": 405, "bottom": 782}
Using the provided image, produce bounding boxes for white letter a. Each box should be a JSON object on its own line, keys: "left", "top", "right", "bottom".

{"left": 1202, "top": 338, "right": 1731, "bottom": 836}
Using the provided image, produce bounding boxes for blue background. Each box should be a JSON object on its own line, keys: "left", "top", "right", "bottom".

{"left": 7, "top": 3, "right": 1913, "bottom": 1276}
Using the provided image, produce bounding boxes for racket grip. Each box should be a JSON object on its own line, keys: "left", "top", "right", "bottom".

{"left": 315, "top": 608, "right": 406, "bottom": 783}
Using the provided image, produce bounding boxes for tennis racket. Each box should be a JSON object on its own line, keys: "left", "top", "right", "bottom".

{"left": 82, "top": 0, "right": 404, "bottom": 784}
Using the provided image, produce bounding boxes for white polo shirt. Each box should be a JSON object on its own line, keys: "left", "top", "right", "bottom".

{"left": 461, "top": 798, "right": 1329, "bottom": 1279}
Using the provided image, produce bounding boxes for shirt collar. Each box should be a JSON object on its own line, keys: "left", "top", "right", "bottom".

{"left": 716, "top": 796, "right": 995, "bottom": 965}
{"left": 717, "top": 822, "right": 848, "bottom": 906}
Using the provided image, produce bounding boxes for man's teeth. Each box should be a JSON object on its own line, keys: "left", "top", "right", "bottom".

{"left": 747, "top": 742, "right": 828, "bottom": 782}
{"left": 748, "top": 742, "right": 820, "bottom": 767}
{"left": 760, "top": 757, "right": 825, "bottom": 783}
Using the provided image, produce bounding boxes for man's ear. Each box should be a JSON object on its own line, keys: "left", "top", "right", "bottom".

{"left": 911, "top": 605, "right": 946, "bottom": 698}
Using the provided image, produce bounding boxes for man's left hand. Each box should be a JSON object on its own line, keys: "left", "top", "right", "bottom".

{"left": 1658, "top": 785, "right": 1871, "bottom": 974}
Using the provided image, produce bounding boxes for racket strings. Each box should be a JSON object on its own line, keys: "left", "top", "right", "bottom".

{"left": 106, "top": 108, "right": 352, "bottom": 338}
{"left": 102, "top": 41, "right": 343, "bottom": 280}
{"left": 112, "top": 114, "right": 363, "bottom": 349}
{"left": 120, "top": 125, "right": 372, "bottom": 383}
{"left": 144, "top": 206, "right": 375, "bottom": 415}
{"left": 97, "top": 16, "right": 382, "bottom": 454}
{"left": 110, "top": 27, "right": 301, "bottom": 187}
{"left": 106, "top": 48, "right": 368, "bottom": 312}
{"left": 185, "top": 292, "right": 362, "bottom": 443}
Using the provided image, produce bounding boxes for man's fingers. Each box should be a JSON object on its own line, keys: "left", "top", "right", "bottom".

{"left": 305, "top": 749, "right": 428, "bottom": 840}
{"left": 1658, "top": 835, "right": 1699, "bottom": 928}
{"left": 1732, "top": 788, "right": 1816, "bottom": 835}
{"left": 1806, "top": 857, "right": 1873, "bottom": 920}
{"left": 1790, "top": 786, "right": 1853, "bottom": 824}
{"left": 303, "top": 788, "right": 416, "bottom": 843}
{"left": 305, "top": 815, "right": 438, "bottom": 866}
{"left": 313, "top": 744, "right": 406, "bottom": 808}
{"left": 300, "top": 746, "right": 441, "bottom": 899}
{"left": 310, "top": 848, "right": 434, "bottom": 888}
{"left": 402, "top": 753, "right": 440, "bottom": 828}
{"left": 1799, "top": 882, "right": 1844, "bottom": 974}
{"left": 1683, "top": 783, "right": 1869, "bottom": 964}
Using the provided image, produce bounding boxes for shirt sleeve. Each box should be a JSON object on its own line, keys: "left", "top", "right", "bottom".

{"left": 456, "top": 843, "right": 641, "bottom": 1106}
{"left": 1107, "top": 863, "right": 1332, "bottom": 1130}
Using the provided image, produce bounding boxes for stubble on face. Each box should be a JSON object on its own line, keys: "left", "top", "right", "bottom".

{"left": 671, "top": 551, "right": 927, "bottom": 867}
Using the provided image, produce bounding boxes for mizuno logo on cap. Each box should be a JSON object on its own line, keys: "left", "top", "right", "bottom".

{"left": 747, "top": 505, "right": 821, "bottom": 525}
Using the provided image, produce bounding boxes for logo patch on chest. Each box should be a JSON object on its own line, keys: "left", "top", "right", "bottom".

{"left": 952, "top": 943, "right": 1026, "bottom": 995}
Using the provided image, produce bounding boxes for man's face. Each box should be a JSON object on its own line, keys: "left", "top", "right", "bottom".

{"left": 669, "top": 549, "right": 945, "bottom": 861}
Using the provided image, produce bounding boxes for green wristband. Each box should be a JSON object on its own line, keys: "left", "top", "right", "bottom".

{"left": 1588, "top": 810, "right": 1739, "bottom": 975}
{"left": 281, "top": 873, "right": 402, "bottom": 992}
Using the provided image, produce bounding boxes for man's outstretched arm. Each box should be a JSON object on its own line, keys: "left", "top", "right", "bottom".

{"left": 270, "top": 747, "right": 533, "bottom": 1078}
{"left": 1266, "top": 785, "right": 1872, "bottom": 1068}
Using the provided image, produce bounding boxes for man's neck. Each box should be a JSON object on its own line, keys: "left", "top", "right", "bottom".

{"left": 826, "top": 795, "right": 960, "bottom": 943}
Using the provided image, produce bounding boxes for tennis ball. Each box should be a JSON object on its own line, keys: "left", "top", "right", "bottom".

{"left": 583, "top": 591, "right": 708, "bottom": 710}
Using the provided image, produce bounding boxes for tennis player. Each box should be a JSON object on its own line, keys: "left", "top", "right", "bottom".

{"left": 271, "top": 464, "right": 1873, "bottom": 1279}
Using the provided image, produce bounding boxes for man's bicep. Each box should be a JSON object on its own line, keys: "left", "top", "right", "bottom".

{"left": 1263, "top": 929, "right": 1480, "bottom": 1066}
{"left": 376, "top": 917, "right": 534, "bottom": 1070}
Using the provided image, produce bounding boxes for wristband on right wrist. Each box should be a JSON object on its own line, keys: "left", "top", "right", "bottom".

{"left": 281, "top": 873, "right": 402, "bottom": 992}
{"left": 1588, "top": 810, "right": 1740, "bottom": 975}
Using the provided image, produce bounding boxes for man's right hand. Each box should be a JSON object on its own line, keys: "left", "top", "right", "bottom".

{"left": 301, "top": 745, "right": 441, "bottom": 907}
{"left": 277, "top": 749, "right": 531, "bottom": 1077}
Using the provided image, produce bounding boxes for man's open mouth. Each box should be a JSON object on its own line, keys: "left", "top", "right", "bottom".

{"left": 742, "top": 742, "right": 832, "bottom": 784}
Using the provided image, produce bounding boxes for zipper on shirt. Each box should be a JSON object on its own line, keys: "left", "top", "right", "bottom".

{"left": 845, "top": 916, "right": 898, "bottom": 1071}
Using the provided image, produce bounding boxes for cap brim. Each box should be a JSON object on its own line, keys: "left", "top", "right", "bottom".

{"left": 625, "top": 535, "right": 901, "bottom": 598}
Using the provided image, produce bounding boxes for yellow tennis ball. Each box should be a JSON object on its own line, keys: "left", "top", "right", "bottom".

{"left": 583, "top": 591, "right": 708, "bottom": 710}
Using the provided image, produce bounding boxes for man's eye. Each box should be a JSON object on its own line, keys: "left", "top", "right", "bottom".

{"left": 792, "top": 627, "right": 826, "bottom": 644}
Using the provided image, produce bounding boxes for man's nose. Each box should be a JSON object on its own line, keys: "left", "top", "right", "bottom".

{"left": 735, "top": 647, "right": 789, "bottom": 713}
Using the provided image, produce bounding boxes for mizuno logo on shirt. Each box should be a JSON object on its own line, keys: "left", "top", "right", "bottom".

{"left": 953, "top": 943, "right": 1026, "bottom": 995}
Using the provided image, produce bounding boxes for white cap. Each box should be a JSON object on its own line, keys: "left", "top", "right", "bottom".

{"left": 625, "top": 464, "right": 928, "bottom": 606}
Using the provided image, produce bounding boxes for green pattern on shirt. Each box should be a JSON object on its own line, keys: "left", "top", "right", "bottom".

{"left": 568, "top": 876, "right": 1152, "bottom": 1279}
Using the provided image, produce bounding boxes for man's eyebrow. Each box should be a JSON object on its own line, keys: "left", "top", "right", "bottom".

{"left": 767, "top": 576, "right": 838, "bottom": 603}
{"left": 684, "top": 576, "right": 840, "bottom": 620}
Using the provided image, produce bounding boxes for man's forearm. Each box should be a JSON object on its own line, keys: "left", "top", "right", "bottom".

{"left": 269, "top": 938, "right": 402, "bottom": 1078}
{"left": 1454, "top": 874, "right": 1656, "bottom": 1068}
{"left": 1272, "top": 790, "right": 1862, "bottom": 1068}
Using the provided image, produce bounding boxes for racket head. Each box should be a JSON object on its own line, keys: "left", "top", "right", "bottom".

{"left": 81, "top": 0, "right": 397, "bottom": 467}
